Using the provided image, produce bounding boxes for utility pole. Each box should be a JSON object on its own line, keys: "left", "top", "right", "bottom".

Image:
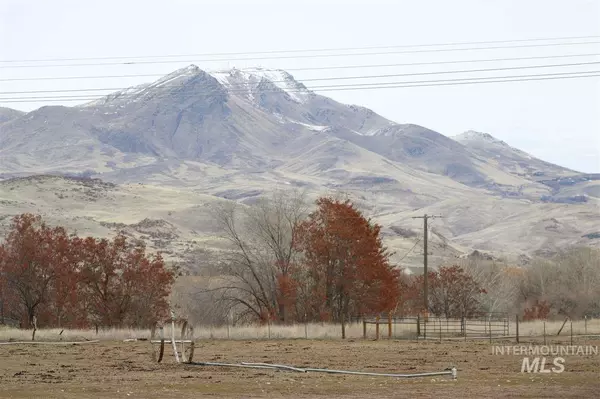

{"left": 412, "top": 214, "right": 442, "bottom": 321}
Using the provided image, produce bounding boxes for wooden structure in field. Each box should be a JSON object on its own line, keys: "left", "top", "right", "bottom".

{"left": 150, "top": 311, "right": 195, "bottom": 363}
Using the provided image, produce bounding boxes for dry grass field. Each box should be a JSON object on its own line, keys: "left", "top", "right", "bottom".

{"left": 2, "top": 318, "right": 599, "bottom": 342}
{"left": 1, "top": 337, "right": 599, "bottom": 398}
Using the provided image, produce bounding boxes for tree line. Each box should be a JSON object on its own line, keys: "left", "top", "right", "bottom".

{"left": 199, "top": 190, "right": 600, "bottom": 325}
{"left": 208, "top": 193, "right": 401, "bottom": 325}
{"left": 2, "top": 191, "right": 598, "bottom": 330}
{"left": 0, "top": 214, "right": 175, "bottom": 329}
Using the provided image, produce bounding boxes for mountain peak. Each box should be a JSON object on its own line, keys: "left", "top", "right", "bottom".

{"left": 209, "top": 67, "right": 312, "bottom": 104}
{"left": 84, "top": 65, "right": 222, "bottom": 107}
{"left": 454, "top": 130, "right": 508, "bottom": 146}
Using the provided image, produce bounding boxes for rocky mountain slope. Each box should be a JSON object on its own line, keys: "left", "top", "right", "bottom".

{"left": 0, "top": 107, "right": 24, "bottom": 125}
{"left": 0, "top": 65, "right": 598, "bottom": 272}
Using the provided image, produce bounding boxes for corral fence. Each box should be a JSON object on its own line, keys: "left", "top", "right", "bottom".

{"left": 360, "top": 312, "right": 510, "bottom": 340}
{"left": 358, "top": 313, "right": 600, "bottom": 344}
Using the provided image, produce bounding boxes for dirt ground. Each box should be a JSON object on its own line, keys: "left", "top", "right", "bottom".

{"left": 1, "top": 338, "right": 599, "bottom": 398}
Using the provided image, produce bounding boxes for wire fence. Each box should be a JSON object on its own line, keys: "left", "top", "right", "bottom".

{"left": 2, "top": 315, "right": 600, "bottom": 344}
{"left": 358, "top": 314, "right": 600, "bottom": 345}
{"left": 360, "top": 313, "right": 510, "bottom": 340}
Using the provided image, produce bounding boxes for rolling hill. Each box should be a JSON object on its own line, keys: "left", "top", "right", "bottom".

{"left": 0, "top": 65, "right": 598, "bottom": 272}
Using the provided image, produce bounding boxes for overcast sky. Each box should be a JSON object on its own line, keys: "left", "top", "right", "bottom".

{"left": 1, "top": 0, "right": 599, "bottom": 172}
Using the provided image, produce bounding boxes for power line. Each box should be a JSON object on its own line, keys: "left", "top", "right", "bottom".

{"left": 2, "top": 41, "right": 600, "bottom": 70}
{"left": 398, "top": 239, "right": 422, "bottom": 263}
{"left": 2, "top": 53, "right": 599, "bottom": 83}
{"left": 2, "top": 34, "right": 599, "bottom": 64}
{"left": 3, "top": 61, "right": 598, "bottom": 96}
{"left": 2, "top": 72, "right": 598, "bottom": 104}
{"left": 2, "top": 70, "right": 598, "bottom": 103}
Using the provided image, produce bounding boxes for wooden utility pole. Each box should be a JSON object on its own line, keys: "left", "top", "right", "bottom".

{"left": 412, "top": 214, "right": 442, "bottom": 320}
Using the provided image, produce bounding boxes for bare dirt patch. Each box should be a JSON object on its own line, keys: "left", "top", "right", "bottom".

{"left": 1, "top": 339, "right": 598, "bottom": 398}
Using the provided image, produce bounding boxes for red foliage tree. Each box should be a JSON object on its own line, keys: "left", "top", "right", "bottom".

{"left": 0, "top": 214, "right": 73, "bottom": 327}
{"left": 78, "top": 234, "right": 175, "bottom": 328}
{"left": 40, "top": 232, "right": 85, "bottom": 328}
{"left": 523, "top": 299, "right": 551, "bottom": 321}
{"left": 0, "top": 214, "right": 175, "bottom": 329}
{"left": 275, "top": 262, "right": 299, "bottom": 323}
{"left": 294, "top": 197, "right": 401, "bottom": 323}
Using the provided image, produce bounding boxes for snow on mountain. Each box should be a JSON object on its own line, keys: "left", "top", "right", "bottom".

{"left": 85, "top": 65, "right": 221, "bottom": 107}
{"left": 210, "top": 67, "right": 313, "bottom": 104}
{"left": 0, "top": 65, "right": 577, "bottom": 195}
{"left": 454, "top": 130, "right": 510, "bottom": 145}
{"left": 0, "top": 66, "right": 597, "bottom": 269}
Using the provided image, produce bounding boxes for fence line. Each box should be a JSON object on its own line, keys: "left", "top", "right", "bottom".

{"left": 361, "top": 313, "right": 510, "bottom": 340}
{"left": 1, "top": 316, "right": 599, "bottom": 343}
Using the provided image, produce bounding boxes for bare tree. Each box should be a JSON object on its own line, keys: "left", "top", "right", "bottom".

{"left": 517, "top": 247, "right": 600, "bottom": 319}
{"left": 170, "top": 276, "right": 231, "bottom": 326}
{"left": 206, "top": 189, "right": 309, "bottom": 323}
{"left": 459, "top": 257, "right": 521, "bottom": 315}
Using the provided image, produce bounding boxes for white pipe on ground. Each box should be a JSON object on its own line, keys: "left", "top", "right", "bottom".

{"left": 190, "top": 361, "right": 457, "bottom": 379}
{"left": 0, "top": 340, "right": 100, "bottom": 345}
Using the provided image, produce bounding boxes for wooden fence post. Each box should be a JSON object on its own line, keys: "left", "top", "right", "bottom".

{"left": 557, "top": 317, "right": 568, "bottom": 336}
{"left": 570, "top": 321, "right": 573, "bottom": 346}
{"left": 388, "top": 313, "right": 392, "bottom": 339}
{"left": 416, "top": 315, "right": 421, "bottom": 338}
{"left": 489, "top": 319, "right": 492, "bottom": 344}
{"left": 363, "top": 319, "right": 367, "bottom": 339}
{"left": 515, "top": 315, "right": 519, "bottom": 344}
{"left": 543, "top": 322, "right": 546, "bottom": 345}
{"left": 584, "top": 316, "right": 588, "bottom": 335}
{"left": 375, "top": 315, "right": 380, "bottom": 340}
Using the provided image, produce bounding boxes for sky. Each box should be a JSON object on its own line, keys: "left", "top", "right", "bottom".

{"left": 1, "top": 0, "right": 599, "bottom": 172}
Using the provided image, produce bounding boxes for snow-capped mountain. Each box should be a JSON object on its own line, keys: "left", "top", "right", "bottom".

{"left": 0, "top": 65, "right": 575, "bottom": 191}
{"left": 1, "top": 65, "right": 598, "bottom": 269}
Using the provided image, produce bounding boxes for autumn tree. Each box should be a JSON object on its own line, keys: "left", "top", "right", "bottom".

{"left": 0, "top": 213, "right": 176, "bottom": 329}
{"left": 293, "top": 197, "right": 401, "bottom": 325}
{"left": 78, "top": 234, "right": 175, "bottom": 328}
{"left": 0, "top": 214, "right": 74, "bottom": 327}
{"left": 40, "top": 232, "right": 83, "bottom": 327}
{"left": 522, "top": 299, "right": 551, "bottom": 321}
{"left": 208, "top": 189, "right": 309, "bottom": 323}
